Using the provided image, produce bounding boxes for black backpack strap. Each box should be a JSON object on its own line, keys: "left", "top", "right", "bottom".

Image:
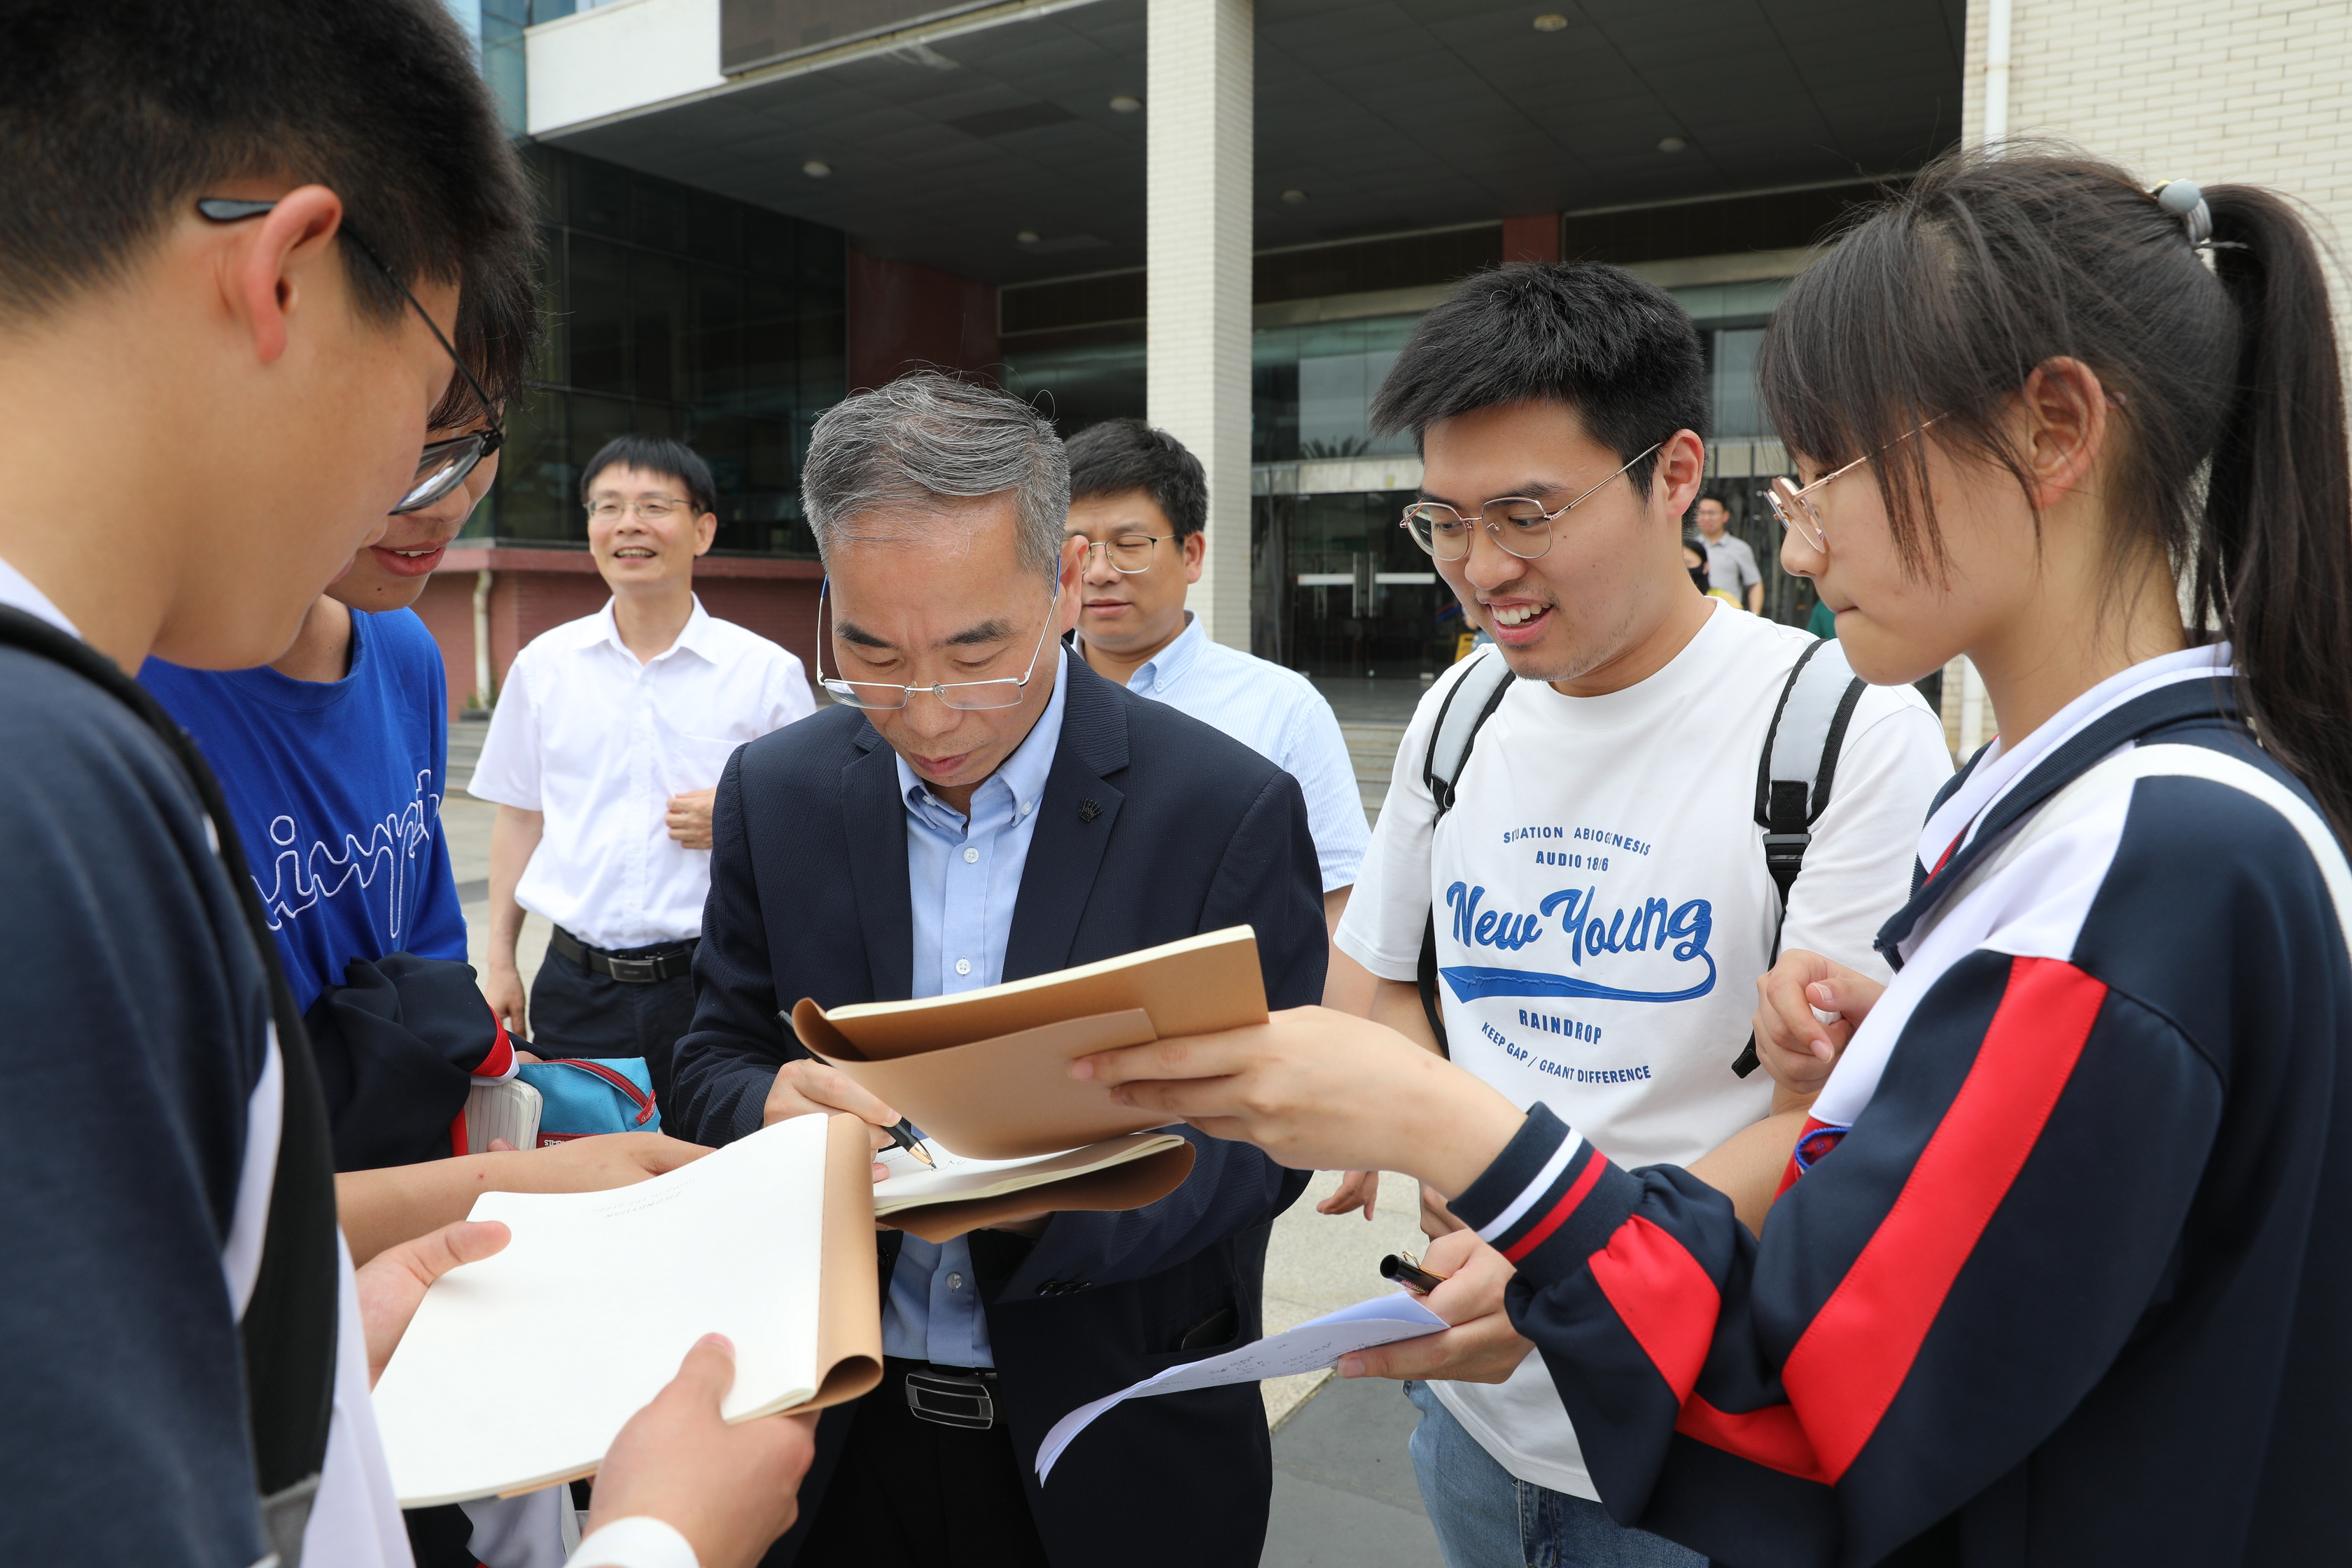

{"left": 0, "top": 606, "right": 340, "bottom": 1567}
{"left": 1732, "top": 638, "right": 1868, "bottom": 1078}
{"left": 1415, "top": 652, "right": 1516, "bottom": 1055}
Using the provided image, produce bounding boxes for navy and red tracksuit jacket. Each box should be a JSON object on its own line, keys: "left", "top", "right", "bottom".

{"left": 1449, "top": 662, "right": 2352, "bottom": 1566}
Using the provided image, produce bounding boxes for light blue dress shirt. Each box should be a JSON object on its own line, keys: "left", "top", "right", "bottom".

{"left": 1121, "top": 614, "right": 1368, "bottom": 890}
{"left": 880, "top": 649, "right": 1070, "bottom": 1368}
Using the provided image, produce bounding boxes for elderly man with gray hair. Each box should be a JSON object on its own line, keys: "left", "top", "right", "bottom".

{"left": 668, "top": 372, "right": 1326, "bottom": 1568}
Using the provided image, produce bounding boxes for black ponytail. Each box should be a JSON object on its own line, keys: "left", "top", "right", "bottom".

{"left": 2196, "top": 186, "right": 2352, "bottom": 838}
{"left": 1760, "top": 146, "right": 2352, "bottom": 838}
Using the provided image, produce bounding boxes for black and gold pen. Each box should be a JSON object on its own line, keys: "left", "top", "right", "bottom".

{"left": 1380, "top": 1251, "right": 1449, "bottom": 1294}
{"left": 886, "top": 1117, "right": 936, "bottom": 1168}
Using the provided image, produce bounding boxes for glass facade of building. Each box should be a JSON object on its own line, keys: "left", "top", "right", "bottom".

{"left": 468, "top": 145, "right": 847, "bottom": 557}
{"left": 1002, "top": 276, "right": 1799, "bottom": 676}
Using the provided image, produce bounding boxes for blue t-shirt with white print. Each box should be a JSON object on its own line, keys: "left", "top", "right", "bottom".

{"left": 139, "top": 606, "right": 467, "bottom": 1013}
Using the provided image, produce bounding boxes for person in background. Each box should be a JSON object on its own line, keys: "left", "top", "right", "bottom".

{"left": 1061, "top": 418, "right": 1372, "bottom": 1007}
{"left": 1694, "top": 494, "right": 1762, "bottom": 612}
{"left": 469, "top": 434, "right": 815, "bottom": 1114}
{"left": 1680, "top": 536, "right": 1712, "bottom": 597}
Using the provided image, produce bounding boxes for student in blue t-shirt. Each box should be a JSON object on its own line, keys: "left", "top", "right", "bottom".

{"left": 141, "top": 437, "right": 484, "bottom": 1014}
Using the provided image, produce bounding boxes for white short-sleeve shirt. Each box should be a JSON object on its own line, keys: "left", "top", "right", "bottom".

{"left": 1335, "top": 601, "right": 1952, "bottom": 1499}
{"left": 1116, "top": 615, "right": 1368, "bottom": 893}
{"left": 467, "top": 596, "right": 815, "bottom": 950}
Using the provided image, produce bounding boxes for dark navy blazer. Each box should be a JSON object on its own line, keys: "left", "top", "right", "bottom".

{"left": 671, "top": 654, "right": 1324, "bottom": 1567}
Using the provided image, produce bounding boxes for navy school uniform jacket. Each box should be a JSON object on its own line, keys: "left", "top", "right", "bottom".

{"left": 0, "top": 646, "right": 281, "bottom": 1564}
{"left": 1449, "top": 668, "right": 2352, "bottom": 1567}
{"left": 669, "top": 655, "right": 1324, "bottom": 1568}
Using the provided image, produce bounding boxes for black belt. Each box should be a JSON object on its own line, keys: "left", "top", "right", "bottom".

{"left": 548, "top": 925, "right": 699, "bottom": 984}
{"left": 895, "top": 1359, "right": 1001, "bottom": 1430}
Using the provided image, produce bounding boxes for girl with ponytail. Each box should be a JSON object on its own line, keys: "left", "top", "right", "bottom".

{"left": 1065, "top": 147, "right": 2352, "bottom": 1565}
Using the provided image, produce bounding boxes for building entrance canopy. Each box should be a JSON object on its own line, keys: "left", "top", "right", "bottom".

{"left": 532, "top": 0, "right": 1963, "bottom": 288}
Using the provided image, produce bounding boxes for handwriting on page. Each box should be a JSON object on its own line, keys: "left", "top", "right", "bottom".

{"left": 1034, "top": 1293, "right": 1447, "bottom": 1481}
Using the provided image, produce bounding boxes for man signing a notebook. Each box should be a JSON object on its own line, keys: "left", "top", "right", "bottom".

{"left": 669, "top": 372, "right": 1324, "bottom": 1567}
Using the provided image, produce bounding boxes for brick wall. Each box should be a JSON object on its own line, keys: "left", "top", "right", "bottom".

{"left": 1964, "top": 0, "right": 2352, "bottom": 286}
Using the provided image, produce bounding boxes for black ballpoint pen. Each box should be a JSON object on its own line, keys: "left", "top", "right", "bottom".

{"left": 886, "top": 1117, "right": 936, "bottom": 1168}
{"left": 1380, "top": 1251, "right": 1449, "bottom": 1294}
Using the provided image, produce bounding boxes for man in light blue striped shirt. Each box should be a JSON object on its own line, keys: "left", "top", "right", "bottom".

{"left": 1063, "top": 421, "right": 1370, "bottom": 948}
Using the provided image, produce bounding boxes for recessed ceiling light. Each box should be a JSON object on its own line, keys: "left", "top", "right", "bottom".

{"left": 1533, "top": 13, "right": 1567, "bottom": 30}
{"left": 1281, "top": 188, "right": 1308, "bottom": 205}
{"left": 1016, "top": 230, "right": 1041, "bottom": 244}
{"left": 1657, "top": 136, "right": 1688, "bottom": 153}
{"left": 802, "top": 159, "right": 832, "bottom": 178}
{"left": 1109, "top": 94, "right": 1142, "bottom": 113}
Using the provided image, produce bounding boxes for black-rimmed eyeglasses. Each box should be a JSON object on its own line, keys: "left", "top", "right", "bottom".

{"left": 196, "top": 197, "right": 503, "bottom": 514}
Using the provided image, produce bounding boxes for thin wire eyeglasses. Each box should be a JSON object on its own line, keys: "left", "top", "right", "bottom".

{"left": 587, "top": 496, "right": 696, "bottom": 524}
{"left": 815, "top": 576, "right": 1061, "bottom": 710}
{"left": 1073, "top": 534, "right": 1174, "bottom": 574}
{"left": 195, "top": 197, "right": 503, "bottom": 514}
{"left": 1399, "top": 444, "right": 1662, "bottom": 561}
{"left": 1767, "top": 421, "right": 1938, "bottom": 553}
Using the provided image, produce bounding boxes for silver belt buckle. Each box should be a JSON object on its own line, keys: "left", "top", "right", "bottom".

{"left": 605, "top": 953, "right": 660, "bottom": 983}
{"left": 904, "top": 1367, "right": 996, "bottom": 1429}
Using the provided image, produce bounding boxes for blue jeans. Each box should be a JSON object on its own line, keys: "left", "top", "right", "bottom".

{"left": 1405, "top": 1380, "right": 1705, "bottom": 1568}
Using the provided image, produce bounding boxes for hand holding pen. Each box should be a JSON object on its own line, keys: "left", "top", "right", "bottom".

{"left": 885, "top": 1117, "right": 934, "bottom": 1168}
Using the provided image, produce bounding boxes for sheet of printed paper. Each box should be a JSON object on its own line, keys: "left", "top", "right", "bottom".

{"left": 373, "top": 1114, "right": 831, "bottom": 1506}
{"left": 1035, "top": 1293, "right": 1448, "bottom": 1480}
{"left": 871, "top": 1135, "right": 1185, "bottom": 1215}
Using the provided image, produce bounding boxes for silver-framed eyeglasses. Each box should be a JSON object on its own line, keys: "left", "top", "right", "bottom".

{"left": 195, "top": 197, "right": 503, "bottom": 515}
{"left": 816, "top": 577, "right": 1060, "bottom": 711}
{"left": 1073, "top": 533, "right": 1173, "bottom": 573}
{"left": 1767, "top": 421, "right": 1938, "bottom": 552}
{"left": 587, "top": 495, "right": 695, "bottom": 524}
{"left": 1399, "top": 444, "right": 1662, "bottom": 562}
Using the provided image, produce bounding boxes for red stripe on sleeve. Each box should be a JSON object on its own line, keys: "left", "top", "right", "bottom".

{"left": 1502, "top": 1149, "right": 1609, "bottom": 1264}
{"left": 1779, "top": 955, "right": 2106, "bottom": 1483}
{"left": 1775, "top": 1115, "right": 1831, "bottom": 1199}
{"left": 470, "top": 1006, "right": 516, "bottom": 1080}
{"left": 1674, "top": 1396, "right": 1830, "bottom": 1485}
{"left": 1588, "top": 1214, "right": 1719, "bottom": 1400}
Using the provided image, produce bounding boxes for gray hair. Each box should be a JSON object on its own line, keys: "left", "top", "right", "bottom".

{"left": 801, "top": 372, "right": 1069, "bottom": 578}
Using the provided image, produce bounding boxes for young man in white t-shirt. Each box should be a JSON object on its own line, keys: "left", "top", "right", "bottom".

{"left": 1326, "top": 263, "right": 1952, "bottom": 1568}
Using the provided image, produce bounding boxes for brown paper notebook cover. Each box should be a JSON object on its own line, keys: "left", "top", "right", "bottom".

{"left": 374, "top": 1114, "right": 881, "bottom": 1507}
{"left": 790, "top": 926, "right": 1266, "bottom": 1158}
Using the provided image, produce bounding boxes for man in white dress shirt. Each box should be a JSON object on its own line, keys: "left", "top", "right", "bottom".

{"left": 470, "top": 435, "right": 814, "bottom": 1112}
{"left": 1062, "top": 421, "right": 1370, "bottom": 955}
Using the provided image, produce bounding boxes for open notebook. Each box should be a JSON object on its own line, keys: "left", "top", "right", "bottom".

{"left": 790, "top": 925, "right": 1268, "bottom": 1159}
{"left": 372, "top": 1113, "right": 883, "bottom": 1507}
{"left": 873, "top": 1133, "right": 1196, "bottom": 1242}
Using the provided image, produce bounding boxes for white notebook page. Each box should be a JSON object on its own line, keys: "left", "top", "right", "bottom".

{"left": 373, "top": 1113, "right": 832, "bottom": 1506}
{"left": 870, "top": 1134, "right": 1185, "bottom": 1215}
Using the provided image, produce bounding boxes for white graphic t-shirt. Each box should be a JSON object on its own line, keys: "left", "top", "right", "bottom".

{"left": 1336, "top": 602, "right": 1952, "bottom": 1498}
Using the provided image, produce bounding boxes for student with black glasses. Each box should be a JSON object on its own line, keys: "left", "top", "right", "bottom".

{"left": 0, "top": 6, "right": 815, "bottom": 1565}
